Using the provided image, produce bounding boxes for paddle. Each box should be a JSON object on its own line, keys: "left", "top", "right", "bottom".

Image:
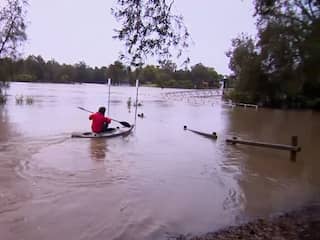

{"left": 77, "top": 107, "right": 131, "bottom": 128}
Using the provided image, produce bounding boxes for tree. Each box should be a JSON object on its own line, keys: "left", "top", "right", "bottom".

{"left": 92, "top": 67, "right": 107, "bottom": 84}
{"left": 0, "top": 0, "right": 27, "bottom": 58}
{"left": 139, "top": 65, "right": 159, "bottom": 84}
{"left": 227, "top": 0, "right": 320, "bottom": 108}
{"left": 0, "top": 57, "right": 14, "bottom": 100}
{"left": 0, "top": 0, "right": 27, "bottom": 101}
{"left": 24, "top": 55, "right": 46, "bottom": 81}
{"left": 59, "top": 64, "right": 75, "bottom": 83}
{"left": 227, "top": 35, "right": 269, "bottom": 103}
{"left": 74, "top": 61, "right": 90, "bottom": 83}
{"left": 191, "top": 63, "right": 220, "bottom": 89}
{"left": 107, "top": 61, "right": 127, "bottom": 84}
{"left": 45, "top": 59, "right": 61, "bottom": 82}
{"left": 112, "top": 0, "right": 190, "bottom": 67}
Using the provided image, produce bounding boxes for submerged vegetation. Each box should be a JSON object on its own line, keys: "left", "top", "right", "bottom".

{"left": 15, "top": 95, "right": 34, "bottom": 105}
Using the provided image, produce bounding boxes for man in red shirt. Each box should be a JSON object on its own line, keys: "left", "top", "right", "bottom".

{"left": 89, "top": 107, "right": 112, "bottom": 133}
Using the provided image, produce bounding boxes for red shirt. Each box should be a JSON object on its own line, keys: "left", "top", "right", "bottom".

{"left": 89, "top": 112, "right": 111, "bottom": 133}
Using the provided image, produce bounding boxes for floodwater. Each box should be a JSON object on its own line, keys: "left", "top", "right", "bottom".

{"left": 0, "top": 82, "right": 319, "bottom": 240}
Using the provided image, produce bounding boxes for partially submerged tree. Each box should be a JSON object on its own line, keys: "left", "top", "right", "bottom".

{"left": 256, "top": 0, "right": 320, "bottom": 97}
{"left": 0, "top": 0, "right": 27, "bottom": 101}
{"left": 227, "top": 0, "right": 320, "bottom": 108}
{"left": 112, "top": 0, "right": 190, "bottom": 67}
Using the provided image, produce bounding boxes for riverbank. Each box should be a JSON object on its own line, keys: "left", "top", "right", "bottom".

{"left": 176, "top": 205, "right": 320, "bottom": 240}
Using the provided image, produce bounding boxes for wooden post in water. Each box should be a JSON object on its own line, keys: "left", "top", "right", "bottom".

{"left": 226, "top": 136, "right": 301, "bottom": 161}
{"left": 134, "top": 79, "right": 139, "bottom": 125}
{"left": 290, "top": 136, "right": 298, "bottom": 162}
{"left": 183, "top": 125, "right": 218, "bottom": 140}
{"left": 231, "top": 137, "right": 237, "bottom": 145}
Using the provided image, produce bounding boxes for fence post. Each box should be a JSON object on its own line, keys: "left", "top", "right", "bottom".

{"left": 290, "top": 136, "right": 298, "bottom": 162}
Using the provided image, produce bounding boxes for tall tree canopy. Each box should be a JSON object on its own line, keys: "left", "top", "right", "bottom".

{"left": 112, "top": 0, "right": 190, "bottom": 66}
{"left": 0, "top": 0, "right": 27, "bottom": 100}
{"left": 228, "top": 0, "right": 320, "bottom": 108}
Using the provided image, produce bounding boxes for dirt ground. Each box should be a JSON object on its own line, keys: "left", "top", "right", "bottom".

{"left": 176, "top": 205, "right": 320, "bottom": 240}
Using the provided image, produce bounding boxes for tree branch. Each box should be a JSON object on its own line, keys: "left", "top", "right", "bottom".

{"left": 0, "top": 15, "right": 17, "bottom": 56}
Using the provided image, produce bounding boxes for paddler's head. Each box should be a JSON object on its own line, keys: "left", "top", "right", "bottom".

{"left": 98, "top": 106, "right": 106, "bottom": 115}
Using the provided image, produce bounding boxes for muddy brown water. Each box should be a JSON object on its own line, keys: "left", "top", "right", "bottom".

{"left": 0, "top": 82, "right": 319, "bottom": 240}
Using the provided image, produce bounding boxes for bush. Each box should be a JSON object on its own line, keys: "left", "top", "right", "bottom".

{"left": 14, "top": 74, "right": 36, "bottom": 82}
{"left": 226, "top": 90, "right": 258, "bottom": 104}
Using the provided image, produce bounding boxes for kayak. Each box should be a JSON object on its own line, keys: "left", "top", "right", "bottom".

{"left": 71, "top": 125, "right": 134, "bottom": 138}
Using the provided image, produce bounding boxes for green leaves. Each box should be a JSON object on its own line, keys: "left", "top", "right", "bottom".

{"left": 0, "top": 0, "right": 27, "bottom": 58}
{"left": 227, "top": 0, "right": 320, "bottom": 108}
{"left": 112, "top": 0, "right": 190, "bottom": 67}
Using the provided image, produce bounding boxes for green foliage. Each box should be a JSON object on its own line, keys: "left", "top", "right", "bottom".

{"left": 0, "top": 57, "right": 14, "bottom": 82}
{"left": 139, "top": 65, "right": 160, "bottom": 84}
{"left": 111, "top": 0, "right": 190, "bottom": 66}
{"left": 15, "top": 73, "right": 35, "bottom": 81}
{"left": 227, "top": 0, "right": 320, "bottom": 109}
{"left": 0, "top": 0, "right": 27, "bottom": 58}
{"left": 226, "top": 89, "right": 258, "bottom": 104}
{"left": 191, "top": 63, "right": 221, "bottom": 89}
{"left": 0, "top": 55, "right": 222, "bottom": 90}
{"left": 107, "top": 61, "right": 127, "bottom": 84}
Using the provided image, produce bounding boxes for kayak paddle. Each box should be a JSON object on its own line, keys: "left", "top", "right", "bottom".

{"left": 77, "top": 106, "right": 131, "bottom": 128}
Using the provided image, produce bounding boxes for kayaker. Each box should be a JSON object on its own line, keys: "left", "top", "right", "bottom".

{"left": 89, "top": 107, "right": 112, "bottom": 133}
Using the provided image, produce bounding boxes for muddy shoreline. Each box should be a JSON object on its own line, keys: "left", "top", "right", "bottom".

{"left": 176, "top": 205, "right": 320, "bottom": 240}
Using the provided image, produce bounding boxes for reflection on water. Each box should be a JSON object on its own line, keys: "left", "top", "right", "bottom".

{"left": 0, "top": 82, "right": 319, "bottom": 240}
{"left": 89, "top": 139, "right": 108, "bottom": 161}
{"left": 224, "top": 108, "right": 320, "bottom": 218}
{"left": 0, "top": 107, "right": 12, "bottom": 143}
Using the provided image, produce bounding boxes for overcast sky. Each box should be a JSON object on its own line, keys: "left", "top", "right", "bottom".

{"left": 24, "top": 0, "right": 257, "bottom": 74}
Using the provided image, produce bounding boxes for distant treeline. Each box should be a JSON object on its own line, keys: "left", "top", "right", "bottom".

{"left": 0, "top": 56, "right": 222, "bottom": 89}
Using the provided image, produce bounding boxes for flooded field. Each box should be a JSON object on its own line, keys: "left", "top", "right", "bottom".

{"left": 0, "top": 82, "right": 319, "bottom": 240}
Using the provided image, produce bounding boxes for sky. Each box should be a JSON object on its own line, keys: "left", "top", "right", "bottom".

{"left": 23, "top": 0, "right": 257, "bottom": 75}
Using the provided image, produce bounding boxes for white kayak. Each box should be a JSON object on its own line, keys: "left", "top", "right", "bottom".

{"left": 71, "top": 125, "right": 134, "bottom": 138}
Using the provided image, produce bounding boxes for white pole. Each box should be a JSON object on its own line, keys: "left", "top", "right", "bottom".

{"left": 134, "top": 79, "right": 139, "bottom": 124}
{"left": 107, "top": 78, "right": 111, "bottom": 115}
